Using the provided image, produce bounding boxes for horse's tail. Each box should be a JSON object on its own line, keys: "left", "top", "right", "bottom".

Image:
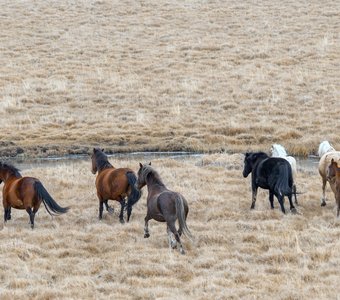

{"left": 274, "top": 163, "right": 293, "bottom": 197}
{"left": 34, "top": 181, "right": 69, "bottom": 216}
{"left": 126, "top": 171, "right": 142, "bottom": 221}
{"left": 175, "top": 195, "right": 193, "bottom": 240}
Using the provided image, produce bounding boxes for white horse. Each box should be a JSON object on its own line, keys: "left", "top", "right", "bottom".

{"left": 270, "top": 144, "right": 298, "bottom": 204}
{"left": 318, "top": 141, "right": 340, "bottom": 206}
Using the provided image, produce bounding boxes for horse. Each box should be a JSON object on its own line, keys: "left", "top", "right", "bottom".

{"left": 270, "top": 144, "right": 298, "bottom": 204}
{"left": 137, "top": 163, "right": 192, "bottom": 254}
{"left": 327, "top": 159, "right": 340, "bottom": 217}
{"left": 242, "top": 152, "right": 297, "bottom": 214}
{"left": 317, "top": 141, "right": 340, "bottom": 206}
{"left": 0, "top": 162, "right": 69, "bottom": 229}
{"left": 91, "top": 148, "right": 141, "bottom": 223}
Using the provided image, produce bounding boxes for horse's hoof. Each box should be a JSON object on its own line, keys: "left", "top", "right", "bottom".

{"left": 144, "top": 233, "right": 150, "bottom": 238}
{"left": 290, "top": 208, "right": 297, "bottom": 214}
{"left": 171, "top": 241, "right": 177, "bottom": 249}
{"left": 179, "top": 248, "right": 185, "bottom": 255}
{"left": 321, "top": 202, "right": 326, "bottom": 207}
{"left": 250, "top": 205, "right": 255, "bottom": 210}
{"left": 119, "top": 219, "right": 125, "bottom": 224}
{"left": 107, "top": 207, "right": 114, "bottom": 214}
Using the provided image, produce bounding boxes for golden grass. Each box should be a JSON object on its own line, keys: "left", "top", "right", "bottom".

{"left": 1, "top": 155, "right": 340, "bottom": 299}
{"left": 0, "top": 1, "right": 340, "bottom": 158}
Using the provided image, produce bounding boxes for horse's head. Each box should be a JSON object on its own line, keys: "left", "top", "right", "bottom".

{"left": 327, "top": 159, "right": 340, "bottom": 181}
{"left": 243, "top": 152, "right": 268, "bottom": 178}
{"left": 137, "top": 162, "right": 151, "bottom": 189}
{"left": 91, "top": 148, "right": 104, "bottom": 174}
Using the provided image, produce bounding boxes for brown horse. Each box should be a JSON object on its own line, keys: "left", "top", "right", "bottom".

{"left": 318, "top": 141, "right": 340, "bottom": 206}
{"left": 137, "top": 163, "right": 192, "bottom": 254}
{"left": 0, "top": 162, "right": 69, "bottom": 228}
{"left": 91, "top": 148, "right": 141, "bottom": 223}
{"left": 327, "top": 159, "right": 340, "bottom": 217}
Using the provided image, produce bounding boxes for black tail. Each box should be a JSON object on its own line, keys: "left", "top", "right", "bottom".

{"left": 274, "top": 163, "right": 293, "bottom": 197}
{"left": 34, "top": 182, "right": 69, "bottom": 216}
{"left": 126, "top": 172, "right": 142, "bottom": 221}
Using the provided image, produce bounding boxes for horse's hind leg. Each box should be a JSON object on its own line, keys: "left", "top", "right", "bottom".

{"left": 26, "top": 208, "right": 35, "bottom": 229}
{"left": 119, "top": 199, "right": 126, "bottom": 224}
{"left": 288, "top": 194, "right": 297, "bottom": 214}
{"left": 277, "top": 195, "right": 286, "bottom": 214}
{"left": 98, "top": 201, "right": 104, "bottom": 220}
{"left": 293, "top": 184, "right": 298, "bottom": 205}
{"left": 321, "top": 177, "right": 327, "bottom": 206}
{"left": 167, "top": 222, "right": 185, "bottom": 254}
{"left": 269, "top": 192, "right": 274, "bottom": 209}
{"left": 167, "top": 225, "right": 177, "bottom": 249}
{"left": 104, "top": 200, "right": 114, "bottom": 214}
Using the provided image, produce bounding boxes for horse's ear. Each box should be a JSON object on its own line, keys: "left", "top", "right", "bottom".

{"left": 149, "top": 162, "right": 151, "bottom": 166}
{"left": 102, "top": 148, "right": 104, "bottom": 152}
{"left": 93, "top": 148, "right": 97, "bottom": 152}
{"left": 331, "top": 158, "right": 335, "bottom": 164}
{"left": 139, "top": 163, "right": 143, "bottom": 168}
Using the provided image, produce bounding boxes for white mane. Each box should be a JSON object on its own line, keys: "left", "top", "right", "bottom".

{"left": 318, "top": 141, "right": 336, "bottom": 157}
{"left": 271, "top": 144, "right": 288, "bottom": 157}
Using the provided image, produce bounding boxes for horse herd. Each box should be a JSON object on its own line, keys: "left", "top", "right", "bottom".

{"left": 0, "top": 141, "right": 339, "bottom": 254}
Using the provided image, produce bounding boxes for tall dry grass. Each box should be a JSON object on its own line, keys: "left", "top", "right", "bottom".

{"left": 0, "top": 155, "right": 340, "bottom": 299}
{"left": 0, "top": 0, "right": 339, "bottom": 158}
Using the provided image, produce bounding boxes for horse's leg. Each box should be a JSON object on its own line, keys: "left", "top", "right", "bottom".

{"left": 144, "top": 215, "right": 151, "bottom": 238}
{"left": 293, "top": 184, "right": 298, "bottom": 205}
{"left": 167, "top": 221, "right": 185, "bottom": 254}
{"left": 321, "top": 177, "right": 327, "bottom": 206}
{"left": 250, "top": 187, "right": 258, "bottom": 209}
{"left": 7, "top": 207, "right": 11, "bottom": 220}
{"left": 99, "top": 201, "right": 104, "bottom": 220}
{"left": 104, "top": 200, "right": 114, "bottom": 214}
{"left": 269, "top": 191, "right": 274, "bottom": 209}
{"left": 26, "top": 207, "right": 34, "bottom": 229}
{"left": 119, "top": 198, "right": 126, "bottom": 224}
{"left": 4, "top": 207, "right": 10, "bottom": 222}
{"left": 277, "top": 195, "right": 286, "bottom": 214}
{"left": 288, "top": 193, "right": 297, "bottom": 214}
{"left": 167, "top": 225, "right": 177, "bottom": 249}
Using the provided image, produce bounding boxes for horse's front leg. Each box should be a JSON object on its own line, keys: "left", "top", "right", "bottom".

{"left": 144, "top": 215, "right": 151, "bottom": 238}
{"left": 269, "top": 191, "right": 274, "bottom": 209}
{"left": 321, "top": 177, "right": 327, "bottom": 206}
{"left": 250, "top": 187, "right": 258, "bottom": 209}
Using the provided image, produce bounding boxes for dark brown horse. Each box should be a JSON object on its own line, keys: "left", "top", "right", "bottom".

{"left": 137, "top": 163, "right": 192, "bottom": 254}
{"left": 327, "top": 159, "right": 340, "bottom": 217}
{"left": 91, "top": 148, "right": 141, "bottom": 223}
{"left": 0, "top": 162, "right": 69, "bottom": 228}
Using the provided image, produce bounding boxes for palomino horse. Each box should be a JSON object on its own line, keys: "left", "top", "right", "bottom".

{"left": 91, "top": 148, "right": 141, "bottom": 223}
{"left": 318, "top": 141, "right": 340, "bottom": 206}
{"left": 137, "top": 163, "right": 192, "bottom": 254}
{"left": 327, "top": 159, "right": 340, "bottom": 217}
{"left": 0, "top": 162, "right": 69, "bottom": 228}
{"left": 270, "top": 144, "right": 298, "bottom": 204}
{"left": 243, "top": 152, "right": 297, "bottom": 214}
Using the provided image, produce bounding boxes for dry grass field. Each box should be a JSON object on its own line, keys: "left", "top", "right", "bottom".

{"left": 0, "top": 155, "right": 340, "bottom": 299}
{"left": 0, "top": 0, "right": 339, "bottom": 158}
{"left": 1, "top": 0, "right": 340, "bottom": 299}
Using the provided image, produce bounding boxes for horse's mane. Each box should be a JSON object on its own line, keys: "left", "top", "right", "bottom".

{"left": 318, "top": 141, "right": 336, "bottom": 157}
{"left": 271, "top": 144, "right": 288, "bottom": 157}
{"left": 140, "top": 165, "right": 165, "bottom": 187}
{"left": 93, "top": 149, "right": 113, "bottom": 171}
{"left": 0, "top": 162, "right": 22, "bottom": 178}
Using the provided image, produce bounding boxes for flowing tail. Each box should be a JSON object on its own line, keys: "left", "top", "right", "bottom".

{"left": 274, "top": 162, "right": 293, "bottom": 197}
{"left": 175, "top": 195, "right": 193, "bottom": 240}
{"left": 126, "top": 172, "right": 142, "bottom": 221}
{"left": 34, "top": 182, "right": 69, "bottom": 216}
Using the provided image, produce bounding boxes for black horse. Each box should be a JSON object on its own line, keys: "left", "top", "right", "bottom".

{"left": 243, "top": 152, "right": 297, "bottom": 214}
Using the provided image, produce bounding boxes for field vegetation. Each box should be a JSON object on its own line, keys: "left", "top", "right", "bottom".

{"left": 0, "top": 0, "right": 340, "bottom": 299}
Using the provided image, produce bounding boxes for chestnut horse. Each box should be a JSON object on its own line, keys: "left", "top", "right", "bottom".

{"left": 91, "top": 148, "right": 141, "bottom": 223}
{"left": 0, "top": 162, "right": 69, "bottom": 228}
{"left": 327, "top": 159, "right": 340, "bottom": 217}
{"left": 137, "top": 163, "right": 192, "bottom": 254}
{"left": 318, "top": 141, "right": 340, "bottom": 206}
